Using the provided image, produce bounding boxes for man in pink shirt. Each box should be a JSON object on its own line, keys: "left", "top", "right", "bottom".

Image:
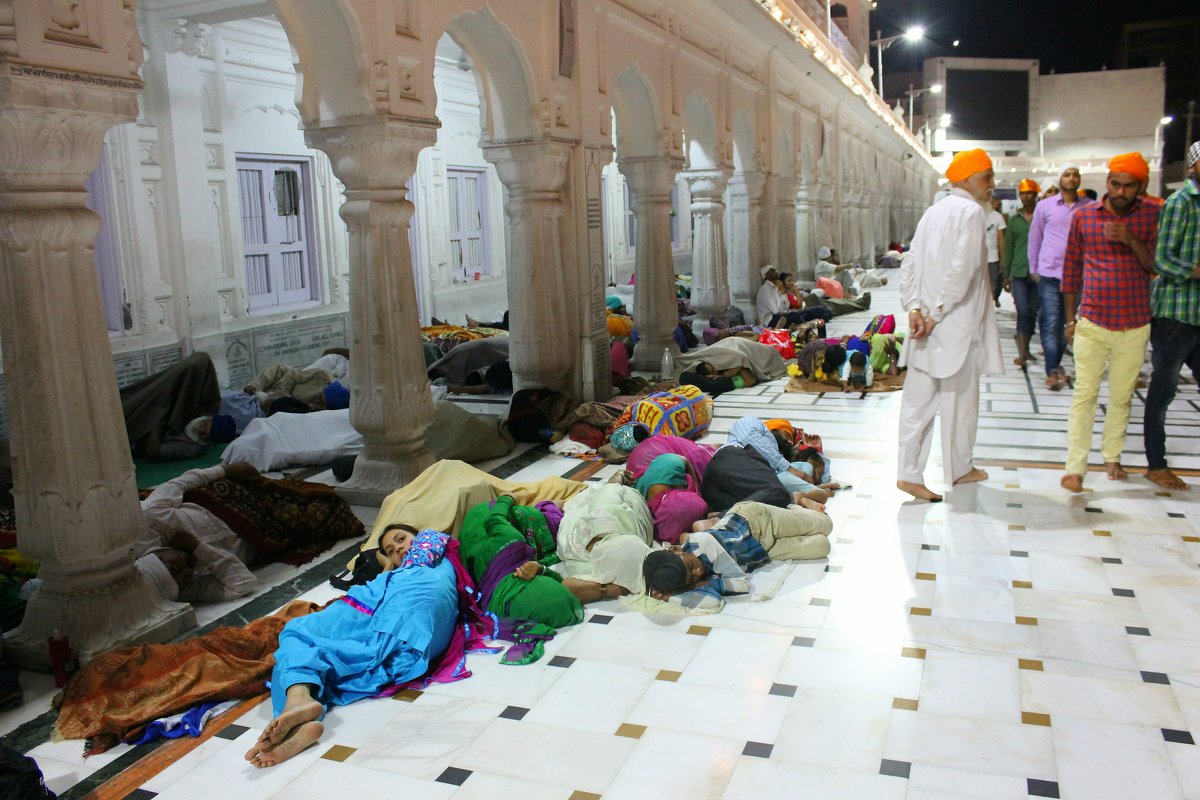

{"left": 1028, "top": 164, "right": 1094, "bottom": 390}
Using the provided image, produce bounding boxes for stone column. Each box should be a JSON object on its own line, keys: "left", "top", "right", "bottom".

{"left": 619, "top": 155, "right": 682, "bottom": 371}
{"left": 306, "top": 121, "right": 439, "bottom": 503}
{"left": 729, "top": 170, "right": 766, "bottom": 311}
{"left": 0, "top": 61, "right": 196, "bottom": 666}
{"left": 483, "top": 142, "right": 573, "bottom": 390}
{"left": 683, "top": 168, "right": 731, "bottom": 323}
{"left": 794, "top": 181, "right": 816, "bottom": 286}
{"left": 770, "top": 174, "right": 798, "bottom": 274}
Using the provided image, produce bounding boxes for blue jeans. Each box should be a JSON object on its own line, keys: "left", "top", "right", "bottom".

{"left": 1011, "top": 276, "right": 1040, "bottom": 336}
{"left": 1037, "top": 277, "right": 1066, "bottom": 376}
{"left": 1143, "top": 317, "right": 1200, "bottom": 470}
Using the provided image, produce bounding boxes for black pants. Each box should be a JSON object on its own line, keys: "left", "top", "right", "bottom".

{"left": 1143, "top": 317, "right": 1200, "bottom": 470}
{"left": 701, "top": 446, "right": 790, "bottom": 512}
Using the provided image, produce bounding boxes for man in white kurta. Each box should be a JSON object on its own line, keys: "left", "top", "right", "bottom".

{"left": 897, "top": 149, "right": 1004, "bottom": 501}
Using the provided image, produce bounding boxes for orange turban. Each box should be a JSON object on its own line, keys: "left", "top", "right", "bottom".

{"left": 1018, "top": 179, "right": 1040, "bottom": 193}
{"left": 1107, "top": 152, "right": 1149, "bottom": 182}
{"left": 945, "top": 149, "right": 993, "bottom": 183}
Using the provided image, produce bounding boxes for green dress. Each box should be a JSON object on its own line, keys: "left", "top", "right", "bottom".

{"left": 459, "top": 496, "right": 584, "bottom": 629}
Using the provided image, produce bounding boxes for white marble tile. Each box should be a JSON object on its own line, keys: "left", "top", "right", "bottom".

{"left": 1027, "top": 553, "right": 1115, "bottom": 594}
{"left": 151, "top": 728, "right": 322, "bottom": 800}
{"left": 903, "top": 763, "right": 1031, "bottom": 800}
{"left": 602, "top": 728, "right": 743, "bottom": 800}
{"left": 1035, "top": 619, "right": 1141, "bottom": 681}
{"left": 770, "top": 686, "right": 896, "bottom": 771}
{"left": 453, "top": 718, "right": 634, "bottom": 793}
{"left": 903, "top": 615, "right": 1041, "bottom": 659}
{"left": 1134, "top": 589, "right": 1200, "bottom": 640}
{"left": 1051, "top": 716, "right": 1184, "bottom": 800}
{"left": 448, "top": 772, "right": 574, "bottom": 800}
{"left": 1012, "top": 588, "right": 1147, "bottom": 627}
{"left": 1131, "top": 637, "right": 1200, "bottom": 683}
{"left": 1020, "top": 671, "right": 1186, "bottom": 729}
{"left": 420, "top": 652, "right": 565, "bottom": 708}
{"left": 674, "top": 628, "right": 794, "bottom": 693}
{"left": 626, "top": 681, "right": 791, "bottom": 744}
{"left": 270, "top": 759, "right": 455, "bottom": 799}
{"left": 882, "top": 709, "right": 1055, "bottom": 777}
{"left": 556, "top": 623, "right": 703, "bottom": 672}
{"left": 918, "top": 651, "right": 1022, "bottom": 722}
{"left": 931, "top": 575, "right": 1015, "bottom": 624}
{"left": 722, "top": 757, "right": 908, "bottom": 800}
{"left": 774, "top": 647, "right": 924, "bottom": 698}
{"left": 521, "top": 660, "right": 657, "bottom": 734}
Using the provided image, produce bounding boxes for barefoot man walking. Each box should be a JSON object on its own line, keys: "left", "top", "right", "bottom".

{"left": 897, "top": 149, "right": 1004, "bottom": 502}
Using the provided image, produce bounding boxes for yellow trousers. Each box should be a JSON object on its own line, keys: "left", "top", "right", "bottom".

{"left": 1065, "top": 317, "right": 1150, "bottom": 476}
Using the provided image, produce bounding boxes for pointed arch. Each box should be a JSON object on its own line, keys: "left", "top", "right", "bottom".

{"left": 683, "top": 91, "right": 718, "bottom": 170}
{"left": 273, "top": 0, "right": 373, "bottom": 123}
{"left": 612, "top": 66, "right": 662, "bottom": 158}
{"left": 443, "top": 8, "right": 539, "bottom": 143}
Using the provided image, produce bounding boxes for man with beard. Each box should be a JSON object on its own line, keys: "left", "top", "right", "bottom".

{"left": 1060, "top": 153, "right": 1162, "bottom": 493}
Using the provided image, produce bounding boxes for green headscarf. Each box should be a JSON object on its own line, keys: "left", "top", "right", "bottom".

{"left": 633, "top": 453, "right": 690, "bottom": 499}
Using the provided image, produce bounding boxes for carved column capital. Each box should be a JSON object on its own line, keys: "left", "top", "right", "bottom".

{"left": 682, "top": 168, "right": 730, "bottom": 205}
{"left": 618, "top": 155, "right": 682, "bottom": 199}
{"left": 482, "top": 140, "right": 571, "bottom": 194}
{"left": 305, "top": 118, "right": 439, "bottom": 191}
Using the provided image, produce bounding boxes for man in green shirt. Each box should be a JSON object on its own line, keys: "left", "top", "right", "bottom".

{"left": 1003, "top": 179, "right": 1041, "bottom": 368}
{"left": 1144, "top": 141, "right": 1200, "bottom": 491}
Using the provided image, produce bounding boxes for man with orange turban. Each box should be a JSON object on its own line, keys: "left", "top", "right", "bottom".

{"left": 1060, "top": 152, "right": 1162, "bottom": 493}
{"left": 1002, "top": 179, "right": 1042, "bottom": 366}
{"left": 896, "top": 149, "right": 1004, "bottom": 502}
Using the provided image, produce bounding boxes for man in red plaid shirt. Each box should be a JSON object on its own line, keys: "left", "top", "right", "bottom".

{"left": 1060, "top": 152, "right": 1162, "bottom": 493}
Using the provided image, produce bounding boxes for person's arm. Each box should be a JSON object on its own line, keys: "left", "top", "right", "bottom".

{"left": 1155, "top": 198, "right": 1200, "bottom": 279}
{"left": 1104, "top": 220, "right": 1154, "bottom": 271}
{"left": 931, "top": 205, "right": 987, "bottom": 321}
{"left": 996, "top": 217, "right": 1006, "bottom": 267}
{"left": 178, "top": 540, "right": 258, "bottom": 602}
{"left": 484, "top": 494, "right": 520, "bottom": 539}
{"left": 1001, "top": 223, "right": 1016, "bottom": 278}
{"left": 141, "top": 465, "right": 227, "bottom": 512}
{"left": 864, "top": 361, "right": 874, "bottom": 388}
{"left": 1062, "top": 214, "right": 1085, "bottom": 340}
{"left": 1027, "top": 203, "right": 1044, "bottom": 277}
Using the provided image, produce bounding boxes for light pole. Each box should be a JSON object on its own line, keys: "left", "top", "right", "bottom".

{"left": 1154, "top": 115, "right": 1174, "bottom": 159}
{"left": 871, "top": 26, "right": 925, "bottom": 97}
{"left": 905, "top": 82, "right": 942, "bottom": 132}
{"left": 1038, "top": 120, "right": 1060, "bottom": 159}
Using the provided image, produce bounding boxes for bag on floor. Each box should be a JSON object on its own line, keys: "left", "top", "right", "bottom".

{"left": 757, "top": 329, "right": 795, "bottom": 359}
{"left": 863, "top": 314, "right": 896, "bottom": 336}
{"left": 0, "top": 744, "right": 56, "bottom": 799}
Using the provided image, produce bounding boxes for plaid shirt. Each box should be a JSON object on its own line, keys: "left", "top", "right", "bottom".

{"left": 1152, "top": 178, "right": 1200, "bottom": 326}
{"left": 1062, "top": 195, "right": 1162, "bottom": 331}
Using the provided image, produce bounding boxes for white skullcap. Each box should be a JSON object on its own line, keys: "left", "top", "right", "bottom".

{"left": 817, "top": 246, "right": 832, "bottom": 260}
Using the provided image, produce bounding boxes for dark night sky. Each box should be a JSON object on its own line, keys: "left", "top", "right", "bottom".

{"left": 873, "top": 0, "right": 1196, "bottom": 75}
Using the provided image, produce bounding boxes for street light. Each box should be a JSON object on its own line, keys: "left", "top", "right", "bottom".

{"left": 1154, "top": 115, "right": 1174, "bottom": 158}
{"left": 1038, "top": 120, "right": 1061, "bottom": 159}
{"left": 871, "top": 25, "right": 925, "bottom": 97}
{"left": 905, "top": 82, "right": 942, "bottom": 132}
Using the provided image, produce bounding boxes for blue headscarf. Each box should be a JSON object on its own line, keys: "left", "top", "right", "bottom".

{"left": 399, "top": 529, "right": 449, "bottom": 569}
{"left": 323, "top": 381, "right": 350, "bottom": 409}
{"left": 605, "top": 295, "right": 625, "bottom": 312}
{"left": 209, "top": 414, "right": 237, "bottom": 443}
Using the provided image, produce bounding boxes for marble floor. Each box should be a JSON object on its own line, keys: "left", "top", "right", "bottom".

{"left": 4, "top": 280, "right": 1200, "bottom": 799}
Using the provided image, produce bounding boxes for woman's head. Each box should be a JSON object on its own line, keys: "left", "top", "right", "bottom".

{"left": 823, "top": 344, "right": 848, "bottom": 373}
{"left": 378, "top": 523, "right": 418, "bottom": 570}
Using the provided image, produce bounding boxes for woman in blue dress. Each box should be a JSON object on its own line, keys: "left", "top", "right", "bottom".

{"left": 245, "top": 526, "right": 458, "bottom": 767}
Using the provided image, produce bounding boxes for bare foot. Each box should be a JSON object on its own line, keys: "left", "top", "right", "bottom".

{"left": 1060, "top": 473, "right": 1084, "bottom": 493}
{"left": 896, "top": 480, "right": 943, "bottom": 502}
{"left": 1105, "top": 461, "right": 1128, "bottom": 481}
{"left": 255, "top": 685, "right": 322, "bottom": 751}
{"left": 465, "top": 314, "right": 480, "bottom": 327}
{"left": 953, "top": 468, "right": 988, "bottom": 485}
{"left": 1146, "top": 468, "right": 1188, "bottom": 491}
{"left": 798, "top": 496, "right": 827, "bottom": 513}
{"left": 246, "top": 721, "right": 324, "bottom": 768}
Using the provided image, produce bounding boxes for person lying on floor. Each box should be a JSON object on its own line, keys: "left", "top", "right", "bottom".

{"left": 554, "top": 482, "right": 655, "bottom": 600}
{"left": 245, "top": 528, "right": 459, "bottom": 768}
{"left": 446, "top": 358, "right": 513, "bottom": 395}
{"left": 136, "top": 462, "right": 364, "bottom": 602}
{"left": 185, "top": 381, "right": 351, "bottom": 446}
{"left": 120, "top": 352, "right": 221, "bottom": 461}
{"left": 678, "top": 361, "right": 758, "bottom": 397}
{"left": 642, "top": 499, "right": 834, "bottom": 610}
{"left": 703, "top": 435, "right": 828, "bottom": 511}
{"left": 428, "top": 335, "right": 509, "bottom": 387}
{"left": 869, "top": 332, "right": 904, "bottom": 376}
{"left": 725, "top": 416, "right": 834, "bottom": 502}
{"left": 611, "top": 453, "right": 708, "bottom": 544}
{"left": 840, "top": 350, "right": 874, "bottom": 392}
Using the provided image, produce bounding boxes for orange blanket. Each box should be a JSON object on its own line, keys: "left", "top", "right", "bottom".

{"left": 53, "top": 600, "right": 319, "bottom": 754}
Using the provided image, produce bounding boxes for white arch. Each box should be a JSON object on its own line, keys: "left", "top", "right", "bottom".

{"left": 732, "top": 109, "right": 756, "bottom": 173}
{"left": 273, "top": 0, "right": 373, "bottom": 123}
{"left": 443, "top": 8, "right": 539, "bottom": 143}
{"left": 612, "top": 66, "right": 662, "bottom": 158}
{"left": 683, "top": 92, "right": 719, "bottom": 170}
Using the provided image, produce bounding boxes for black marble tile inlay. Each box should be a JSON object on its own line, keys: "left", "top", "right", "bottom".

{"left": 1101, "top": 557, "right": 1123, "bottom": 564}
{"left": 436, "top": 767, "right": 473, "bottom": 786}
{"left": 1126, "top": 626, "right": 1152, "bottom": 636}
{"left": 1084, "top": 507, "right": 1103, "bottom": 513}
{"left": 548, "top": 655, "right": 576, "bottom": 668}
{"left": 499, "top": 705, "right": 529, "bottom": 721}
{"left": 123, "top": 790, "right": 158, "bottom": 800}
{"left": 1112, "top": 588, "right": 1136, "bottom": 598}
{"left": 214, "top": 724, "right": 249, "bottom": 741}
{"left": 1006, "top": 502, "right": 1023, "bottom": 509}
{"left": 879, "top": 758, "right": 911, "bottom": 778}
{"left": 1141, "top": 671, "right": 1171, "bottom": 685}
{"left": 809, "top": 597, "right": 832, "bottom": 607}
{"left": 921, "top": 544, "right": 941, "bottom": 551}
{"left": 1027, "top": 778, "right": 1061, "bottom": 798}
{"left": 769, "top": 683, "right": 797, "bottom": 698}
{"left": 823, "top": 565, "right": 844, "bottom": 573}
{"left": 1169, "top": 512, "right": 1186, "bottom": 518}
{"left": 1163, "top": 728, "right": 1195, "bottom": 745}
{"left": 588, "top": 614, "right": 614, "bottom": 625}
{"left": 1010, "top": 550, "right": 1029, "bottom": 558}
{"left": 792, "top": 636, "right": 816, "bottom": 647}
{"left": 743, "top": 741, "right": 774, "bottom": 758}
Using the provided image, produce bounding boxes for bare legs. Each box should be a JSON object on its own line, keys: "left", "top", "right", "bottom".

{"left": 244, "top": 683, "right": 324, "bottom": 768}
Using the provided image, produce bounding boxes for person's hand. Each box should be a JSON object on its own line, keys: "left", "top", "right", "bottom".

{"left": 840, "top": 381, "right": 851, "bottom": 392}
{"left": 820, "top": 481, "right": 841, "bottom": 491}
{"left": 1003, "top": 280, "right": 1012, "bottom": 294}
{"left": 514, "top": 561, "right": 541, "bottom": 581}
{"left": 1030, "top": 273, "right": 1039, "bottom": 283}
{"left": 1104, "top": 221, "right": 1133, "bottom": 245}
{"left": 922, "top": 314, "right": 938, "bottom": 337}
{"left": 1065, "top": 319, "right": 1077, "bottom": 344}
{"left": 649, "top": 587, "right": 671, "bottom": 602}
{"left": 495, "top": 490, "right": 518, "bottom": 502}
{"left": 163, "top": 528, "right": 201, "bottom": 553}
{"left": 223, "top": 463, "right": 259, "bottom": 481}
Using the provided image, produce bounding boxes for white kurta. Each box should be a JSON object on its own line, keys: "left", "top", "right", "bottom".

{"left": 897, "top": 187, "right": 1004, "bottom": 485}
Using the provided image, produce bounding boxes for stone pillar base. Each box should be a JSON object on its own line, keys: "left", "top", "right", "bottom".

{"left": 4, "top": 605, "right": 196, "bottom": 671}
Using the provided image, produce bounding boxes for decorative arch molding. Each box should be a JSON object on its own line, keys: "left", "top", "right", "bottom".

{"left": 683, "top": 91, "right": 719, "bottom": 170}
{"left": 731, "top": 109, "right": 756, "bottom": 174}
{"left": 442, "top": 8, "right": 540, "bottom": 144}
{"left": 272, "top": 0, "right": 373, "bottom": 124}
{"left": 612, "top": 65, "right": 664, "bottom": 159}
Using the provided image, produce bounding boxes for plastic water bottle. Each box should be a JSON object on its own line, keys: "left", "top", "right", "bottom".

{"left": 660, "top": 347, "right": 675, "bottom": 381}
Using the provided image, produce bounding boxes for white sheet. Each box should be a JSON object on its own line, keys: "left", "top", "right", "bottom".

{"left": 221, "top": 408, "right": 361, "bottom": 471}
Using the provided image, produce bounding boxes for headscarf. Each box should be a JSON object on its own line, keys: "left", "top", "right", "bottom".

{"left": 817, "top": 246, "right": 832, "bottom": 260}
{"left": 323, "top": 381, "right": 350, "bottom": 410}
{"left": 399, "top": 529, "right": 449, "bottom": 569}
{"left": 610, "top": 421, "right": 650, "bottom": 452}
{"left": 649, "top": 489, "right": 709, "bottom": 545}
{"left": 642, "top": 550, "right": 690, "bottom": 594}
{"left": 758, "top": 264, "right": 776, "bottom": 278}
{"left": 1188, "top": 141, "right": 1200, "bottom": 169}
{"left": 634, "top": 453, "right": 690, "bottom": 498}
{"left": 209, "top": 414, "right": 237, "bottom": 443}
{"left": 605, "top": 295, "right": 625, "bottom": 311}
{"left": 1107, "top": 152, "right": 1149, "bottom": 182}
{"left": 1018, "top": 179, "right": 1040, "bottom": 193}
{"left": 945, "top": 149, "right": 992, "bottom": 183}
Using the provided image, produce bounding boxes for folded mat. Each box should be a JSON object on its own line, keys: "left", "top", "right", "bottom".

{"left": 783, "top": 372, "right": 905, "bottom": 394}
